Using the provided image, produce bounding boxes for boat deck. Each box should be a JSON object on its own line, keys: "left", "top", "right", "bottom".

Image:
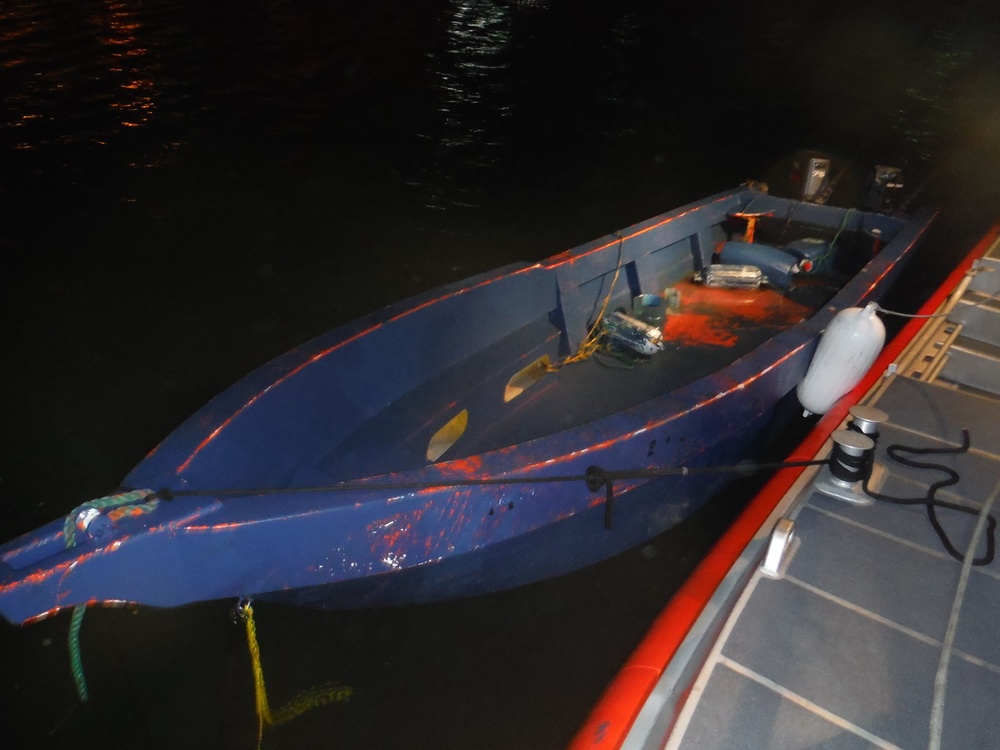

{"left": 573, "top": 226, "right": 1000, "bottom": 750}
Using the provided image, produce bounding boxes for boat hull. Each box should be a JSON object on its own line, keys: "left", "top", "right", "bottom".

{"left": 0, "top": 187, "right": 935, "bottom": 624}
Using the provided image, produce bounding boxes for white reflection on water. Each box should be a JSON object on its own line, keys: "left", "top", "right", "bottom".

{"left": 419, "top": 0, "right": 513, "bottom": 211}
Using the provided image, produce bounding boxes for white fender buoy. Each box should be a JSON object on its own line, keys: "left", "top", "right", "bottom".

{"left": 797, "top": 303, "right": 885, "bottom": 416}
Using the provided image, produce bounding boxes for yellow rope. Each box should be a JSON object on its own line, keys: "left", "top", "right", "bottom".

{"left": 545, "top": 234, "right": 625, "bottom": 372}
{"left": 243, "top": 602, "right": 271, "bottom": 747}
{"left": 241, "top": 601, "right": 353, "bottom": 748}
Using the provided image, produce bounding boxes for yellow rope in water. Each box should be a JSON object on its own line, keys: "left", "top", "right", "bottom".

{"left": 242, "top": 601, "right": 353, "bottom": 748}
{"left": 243, "top": 602, "right": 272, "bottom": 747}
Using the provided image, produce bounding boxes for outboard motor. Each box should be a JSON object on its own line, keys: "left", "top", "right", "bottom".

{"left": 801, "top": 154, "right": 830, "bottom": 202}
{"left": 863, "top": 165, "right": 904, "bottom": 212}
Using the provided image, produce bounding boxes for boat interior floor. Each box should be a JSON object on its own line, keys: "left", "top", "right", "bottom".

{"left": 468, "top": 281, "right": 815, "bottom": 451}
{"left": 313, "top": 279, "right": 824, "bottom": 483}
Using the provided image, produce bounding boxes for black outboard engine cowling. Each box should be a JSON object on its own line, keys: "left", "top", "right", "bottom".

{"left": 863, "top": 165, "right": 904, "bottom": 212}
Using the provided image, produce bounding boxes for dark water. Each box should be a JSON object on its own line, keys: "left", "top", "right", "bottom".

{"left": 2, "top": 1, "right": 998, "bottom": 748}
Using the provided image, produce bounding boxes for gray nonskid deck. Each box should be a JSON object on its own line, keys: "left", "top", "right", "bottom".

{"left": 658, "top": 239, "right": 1000, "bottom": 750}
{"left": 667, "top": 376, "right": 1000, "bottom": 750}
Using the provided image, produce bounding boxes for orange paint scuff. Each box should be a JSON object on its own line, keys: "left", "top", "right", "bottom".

{"left": 662, "top": 280, "right": 809, "bottom": 348}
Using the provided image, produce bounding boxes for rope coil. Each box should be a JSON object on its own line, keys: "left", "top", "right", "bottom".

{"left": 63, "top": 489, "right": 157, "bottom": 703}
{"left": 862, "top": 429, "right": 996, "bottom": 566}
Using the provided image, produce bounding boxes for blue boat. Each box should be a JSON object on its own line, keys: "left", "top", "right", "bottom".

{"left": 0, "top": 183, "right": 934, "bottom": 625}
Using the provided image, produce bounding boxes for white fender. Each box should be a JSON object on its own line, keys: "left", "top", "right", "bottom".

{"left": 797, "top": 303, "right": 885, "bottom": 416}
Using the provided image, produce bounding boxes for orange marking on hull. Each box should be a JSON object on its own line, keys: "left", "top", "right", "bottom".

{"left": 382, "top": 528, "right": 406, "bottom": 549}
{"left": 0, "top": 538, "right": 132, "bottom": 596}
{"left": 25, "top": 608, "right": 65, "bottom": 624}
{"left": 663, "top": 282, "right": 811, "bottom": 347}
{"left": 662, "top": 280, "right": 810, "bottom": 348}
{"left": 663, "top": 314, "right": 738, "bottom": 347}
{"left": 438, "top": 455, "right": 484, "bottom": 477}
{"left": 367, "top": 508, "right": 428, "bottom": 555}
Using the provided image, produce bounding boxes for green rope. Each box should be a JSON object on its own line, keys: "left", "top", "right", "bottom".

{"left": 68, "top": 605, "right": 89, "bottom": 702}
{"left": 63, "top": 489, "right": 155, "bottom": 547}
{"left": 63, "top": 489, "right": 157, "bottom": 702}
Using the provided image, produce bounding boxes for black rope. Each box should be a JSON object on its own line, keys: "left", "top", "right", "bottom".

{"left": 829, "top": 446, "right": 870, "bottom": 482}
{"left": 149, "top": 458, "right": 831, "bottom": 502}
{"left": 140, "top": 458, "right": 830, "bottom": 534}
{"left": 863, "top": 429, "right": 996, "bottom": 566}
